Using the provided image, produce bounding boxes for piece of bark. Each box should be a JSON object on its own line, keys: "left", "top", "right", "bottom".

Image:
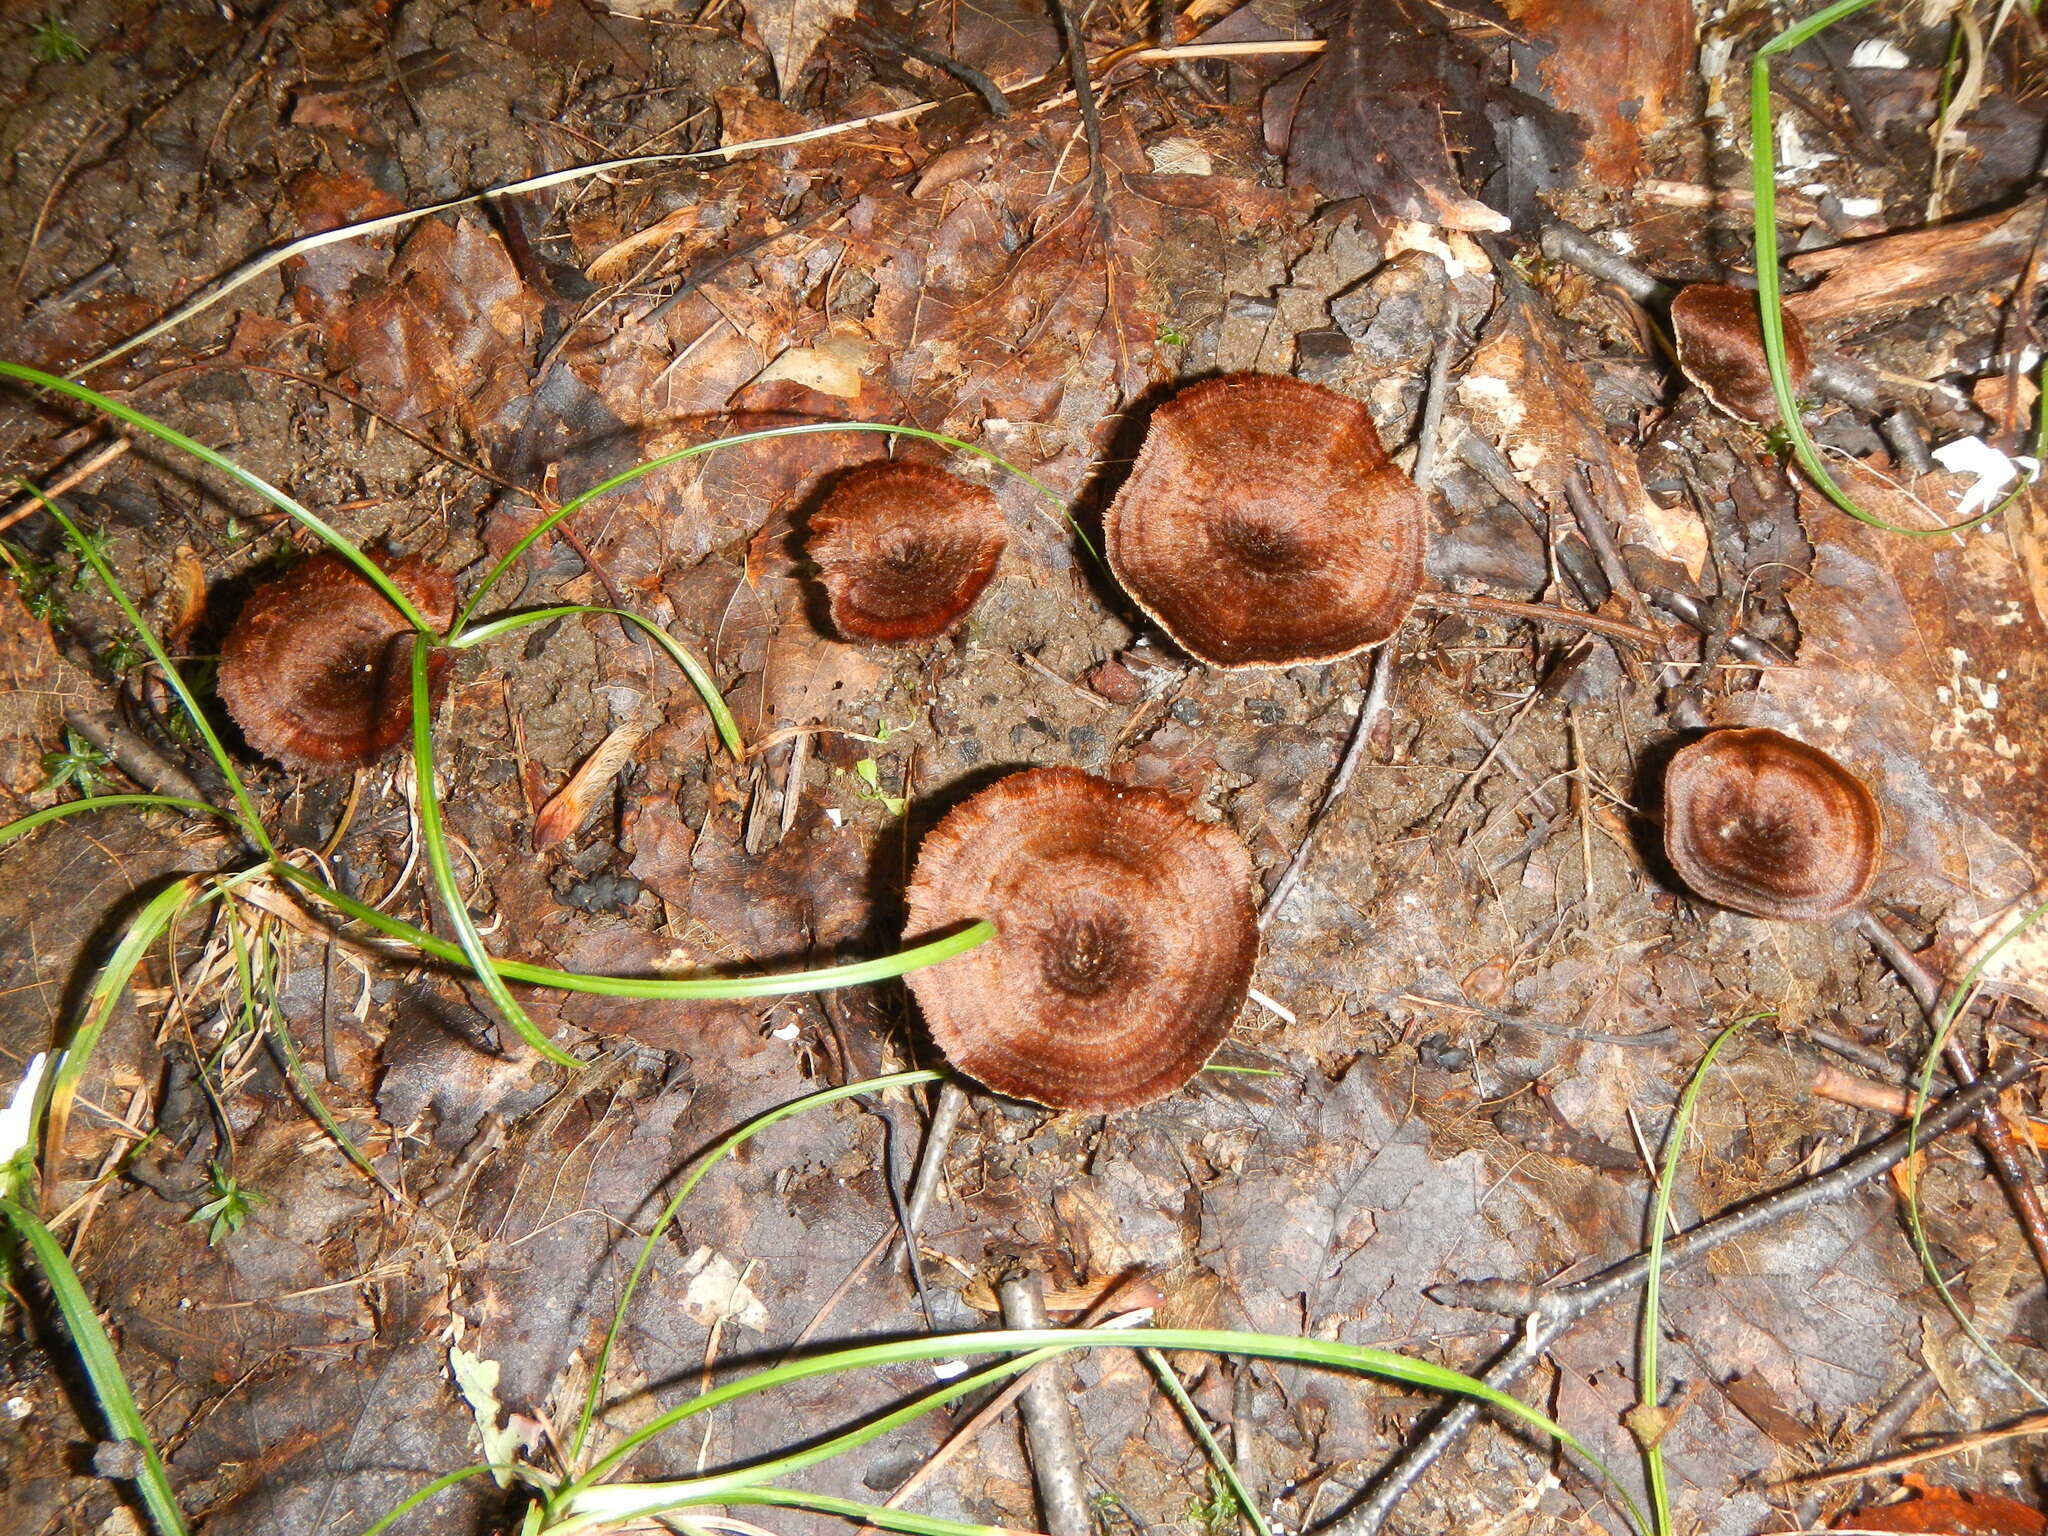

{"left": 1786, "top": 196, "right": 2048, "bottom": 326}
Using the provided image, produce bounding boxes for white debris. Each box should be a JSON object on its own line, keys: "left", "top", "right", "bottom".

{"left": 1931, "top": 435, "right": 2041, "bottom": 518}
{"left": 931, "top": 1359, "right": 970, "bottom": 1380}
{"left": 1849, "top": 39, "right": 1910, "bottom": 68}
{"left": 1837, "top": 196, "right": 1882, "bottom": 218}
{"left": 1145, "top": 137, "right": 1213, "bottom": 177}
{"left": 0, "top": 1053, "right": 47, "bottom": 1162}
{"left": 1777, "top": 117, "right": 1835, "bottom": 174}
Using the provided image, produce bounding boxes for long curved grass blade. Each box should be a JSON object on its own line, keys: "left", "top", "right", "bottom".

{"left": 1142, "top": 1345, "right": 1270, "bottom": 1536}
{"left": 1, "top": 365, "right": 434, "bottom": 630}
{"left": 39, "top": 876, "right": 210, "bottom": 1164}
{"left": 1750, "top": 2, "right": 2045, "bottom": 536}
{"left": 0, "top": 1196, "right": 190, "bottom": 1535}
{"left": 557, "top": 1481, "right": 1037, "bottom": 1536}
{"left": 568, "top": 1068, "right": 946, "bottom": 1466}
{"left": 452, "top": 605, "right": 742, "bottom": 758}
{"left": 406, "top": 639, "right": 581, "bottom": 1070}
{"left": 0, "top": 794, "right": 237, "bottom": 850}
{"left": 31, "top": 495, "right": 272, "bottom": 855}
{"left": 1904, "top": 893, "right": 2048, "bottom": 1406}
{"left": 349, "top": 1464, "right": 499, "bottom": 1536}
{"left": 455, "top": 423, "right": 1086, "bottom": 631}
{"left": 78, "top": 101, "right": 946, "bottom": 375}
{"left": 1635, "top": 1013, "right": 1763, "bottom": 1536}
{"left": 579, "top": 1326, "right": 1637, "bottom": 1530}
{"left": 270, "top": 860, "right": 993, "bottom": 999}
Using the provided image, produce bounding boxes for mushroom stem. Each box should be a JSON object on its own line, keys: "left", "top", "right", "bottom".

{"left": 999, "top": 1269, "right": 1094, "bottom": 1536}
{"left": 1416, "top": 590, "right": 1663, "bottom": 648}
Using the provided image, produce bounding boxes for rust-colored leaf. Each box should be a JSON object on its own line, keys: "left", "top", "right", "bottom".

{"left": 1839, "top": 1475, "right": 2047, "bottom": 1536}
{"left": 534, "top": 722, "right": 649, "bottom": 851}
{"left": 1500, "top": 0, "right": 1694, "bottom": 185}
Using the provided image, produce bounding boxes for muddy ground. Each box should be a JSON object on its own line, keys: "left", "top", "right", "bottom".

{"left": 3, "top": 2, "right": 2048, "bottom": 1534}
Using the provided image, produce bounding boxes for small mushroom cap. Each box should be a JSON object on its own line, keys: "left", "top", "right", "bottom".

{"left": 807, "top": 461, "right": 1007, "bottom": 644}
{"left": 903, "top": 767, "right": 1259, "bottom": 1111}
{"left": 1104, "top": 373, "right": 1427, "bottom": 669}
{"left": 1669, "top": 283, "right": 1813, "bottom": 427}
{"left": 1663, "top": 727, "right": 1883, "bottom": 921}
{"left": 218, "top": 552, "right": 454, "bottom": 773}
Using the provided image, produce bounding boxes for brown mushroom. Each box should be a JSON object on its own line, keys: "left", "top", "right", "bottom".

{"left": 1103, "top": 373, "right": 1428, "bottom": 669}
{"left": 806, "top": 461, "right": 1007, "bottom": 644}
{"left": 1669, "top": 282, "right": 1813, "bottom": 427}
{"left": 1662, "top": 726, "right": 1883, "bottom": 921}
{"left": 218, "top": 551, "right": 454, "bottom": 773}
{"left": 902, "top": 767, "right": 1258, "bottom": 1111}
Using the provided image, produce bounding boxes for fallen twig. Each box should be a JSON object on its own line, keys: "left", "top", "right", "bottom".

{"left": 1338, "top": 1052, "right": 2039, "bottom": 1534}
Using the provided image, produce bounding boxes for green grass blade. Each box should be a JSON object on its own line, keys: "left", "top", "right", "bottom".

{"left": 406, "top": 638, "right": 581, "bottom": 1071}
{"left": 31, "top": 495, "right": 272, "bottom": 856}
{"left": 270, "top": 860, "right": 992, "bottom": 1000}
{"left": 1142, "top": 1345, "right": 1270, "bottom": 1536}
{"left": 0, "top": 1196, "right": 191, "bottom": 1535}
{"left": 263, "top": 994, "right": 399, "bottom": 1199}
{"left": 454, "top": 423, "right": 1086, "bottom": 632}
{"left": 0, "top": 364, "right": 434, "bottom": 630}
{"left": 557, "top": 1482, "right": 1036, "bottom": 1536}
{"left": 1904, "top": 893, "right": 2048, "bottom": 1406}
{"left": 1634, "top": 1013, "right": 1764, "bottom": 1536}
{"left": 452, "top": 605, "right": 742, "bottom": 758}
{"left": 1750, "top": 3, "right": 2046, "bottom": 537}
{"left": 350, "top": 1464, "right": 499, "bottom": 1536}
{"left": 37, "top": 877, "right": 211, "bottom": 1167}
{"left": 0, "top": 795, "right": 238, "bottom": 850}
{"left": 579, "top": 1326, "right": 1637, "bottom": 1528}
{"left": 567, "top": 1068, "right": 946, "bottom": 1467}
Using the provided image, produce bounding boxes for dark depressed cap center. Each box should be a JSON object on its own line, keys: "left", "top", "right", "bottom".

{"left": 1104, "top": 373, "right": 1427, "bottom": 669}
{"left": 902, "top": 766, "right": 1260, "bottom": 1111}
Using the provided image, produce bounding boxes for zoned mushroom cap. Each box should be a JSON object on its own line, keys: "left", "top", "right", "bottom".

{"left": 807, "top": 461, "right": 1007, "bottom": 644}
{"left": 903, "top": 767, "right": 1259, "bottom": 1111}
{"left": 1663, "top": 726, "right": 1883, "bottom": 921}
{"left": 1104, "top": 373, "right": 1426, "bottom": 669}
{"left": 219, "top": 551, "right": 454, "bottom": 773}
{"left": 1669, "top": 283, "right": 1813, "bottom": 427}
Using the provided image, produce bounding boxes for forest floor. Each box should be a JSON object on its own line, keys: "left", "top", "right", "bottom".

{"left": 3, "top": 2, "right": 2048, "bottom": 1535}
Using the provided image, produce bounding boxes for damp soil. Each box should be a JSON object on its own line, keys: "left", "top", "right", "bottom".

{"left": 3, "top": 4, "right": 2048, "bottom": 1536}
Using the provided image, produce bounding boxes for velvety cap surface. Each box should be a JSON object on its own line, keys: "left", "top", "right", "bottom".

{"left": 1670, "top": 283, "right": 1813, "bottom": 427}
{"left": 903, "top": 767, "right": 1259, "bottom": 1110}
{"left": 808, "top": 461, "right": 1007, "bottom": 644}
{"left": 218, "top": 552, "right": 454, "bottom": 772}
{"left": 1663, "top": 726, "right": 1883, "bottom": 920}
{"left": 1104, "top": 374, "right": 1426, "bottom": 668}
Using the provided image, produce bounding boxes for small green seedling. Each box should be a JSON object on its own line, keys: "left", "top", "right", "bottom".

{"left": 1158, "top": 323, "right": 1189, "bottom": 348}
{"left": 850, "top": 757, "right": 906, "bottom": 817}
{"left": 188, "top": 1163, "right": 262, "bottom": 1247}
{"left": 30, "top": 10, "right": 88, "bottom": 65}
{"left": 39, "top": 729, "right": 112, "bottom": 798}
{"left": 1, "top": 540, "right": 69, "bottom": 624}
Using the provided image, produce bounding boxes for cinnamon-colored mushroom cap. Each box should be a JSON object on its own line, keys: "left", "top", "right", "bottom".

{"left": 807, "top": 461, "right": 1007, "bottom": 644}
{"left": 1105, "top": 374, "right": 1426, "bottom": 669}
{"left": 218, "top": 552, "right": 454, "bottom": 773}
{"left": 903, "top": 767, "right": 1259, "bottom": 1111}
{"left": 1663, "top": 727, "right": 1883, "bottom": 921}
{"left": 1669, "top": 283, "right": 1813, "bottom": 427}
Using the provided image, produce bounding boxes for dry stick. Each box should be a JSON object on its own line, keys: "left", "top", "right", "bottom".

{"left": 1000, "top": 1270, "right": 1094, "bottom": 1536}
{"left": 62, "top": 708, "right": 205, "bottom": 804}
{"left": 1261, "top": 646, "right": 1395, "bottom": 930}
{"left": 1854, "top": 910, "right": 2048, "bottom": 1285}
{"left": 1416, "top": 590, "right": 1662, "bottom": 649}
{"left": 1262, "top": 312, "right": 1460, "bottom": 926}
{"left": 785, "top": 1079, "right": 969, "bottom": 1353}
{"left": 0, "top": 437, "right": 132, "bottom": 536}
{"left": 1790, "top": 1404, "right": 2048, "bottom": 1491}
{"left": 1336, "top": 1052, "right": 2039, "bottom": 1536}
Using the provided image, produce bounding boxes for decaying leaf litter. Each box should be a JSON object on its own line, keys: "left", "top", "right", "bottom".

{"left": 4, "top": 0, "right": 2048, "bottom": 1533}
